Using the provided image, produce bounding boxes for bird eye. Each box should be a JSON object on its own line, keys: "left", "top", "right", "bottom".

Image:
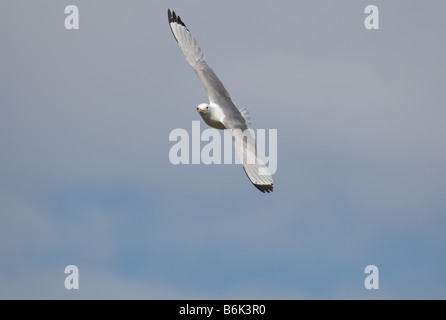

{"left": 206, "top": 106, "right": 209, "bottom": 110}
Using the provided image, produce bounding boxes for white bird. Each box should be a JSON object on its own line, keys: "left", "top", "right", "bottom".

{"left": 168, "top": 9, "right": 274, "bottom": 193}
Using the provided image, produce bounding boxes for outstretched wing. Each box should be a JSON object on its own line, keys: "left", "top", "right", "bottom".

{"left": 168, "top": 9, "right": 231, "bottom": 103}
{"left": 230, "top": 128, "right": 274, "bottom": 193}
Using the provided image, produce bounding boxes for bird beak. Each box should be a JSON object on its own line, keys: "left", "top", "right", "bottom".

{"left": 197, "top": 108, "right": 205, "bottom": 113}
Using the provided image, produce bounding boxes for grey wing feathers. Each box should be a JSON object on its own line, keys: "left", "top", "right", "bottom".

{"left": 231, "top": 129, "right": 274, "bottom": 193}
{"left": 168, "top": 9, "right": 231, "bottom": 102}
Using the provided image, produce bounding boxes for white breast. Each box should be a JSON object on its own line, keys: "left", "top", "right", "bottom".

{"left": 201, "top": 103, "right": 226, "bottom": 129}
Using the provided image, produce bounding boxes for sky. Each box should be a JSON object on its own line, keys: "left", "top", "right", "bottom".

{"left": 1, "top": 0, "right": 445, "bottom": 299}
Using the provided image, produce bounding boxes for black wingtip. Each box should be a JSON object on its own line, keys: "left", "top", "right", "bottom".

{"left": 253, "top": 183, "right": 274, "bottom": 193}
{"left": 167, "top": 9, "right": 188, "bottom": 30}
{"left": 241, "top": 167, "right": 274, "bottom": 193}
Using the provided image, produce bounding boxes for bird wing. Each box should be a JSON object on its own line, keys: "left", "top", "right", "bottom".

{"left": 168, "top": 9, "right": 231, "bottom": 103}
{"left": 230, "top": 128, "right": 274, "bottom": 193}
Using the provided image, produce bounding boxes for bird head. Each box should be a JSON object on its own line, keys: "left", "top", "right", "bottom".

{"left": 197, "top": 103, "right": 210, "bottom": 115}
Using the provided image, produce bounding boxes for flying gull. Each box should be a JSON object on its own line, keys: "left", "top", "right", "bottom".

{"left": 167, "top": 9, "right": 274, "bottom": 193}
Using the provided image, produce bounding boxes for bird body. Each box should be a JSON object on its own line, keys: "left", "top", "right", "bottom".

{"left": 197, "top": 103, "right": 227, "bottom": 130}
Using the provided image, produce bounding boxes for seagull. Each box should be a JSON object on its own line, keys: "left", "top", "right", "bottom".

{"left": 167, "top": 9, "right": 274, "bottom": 193}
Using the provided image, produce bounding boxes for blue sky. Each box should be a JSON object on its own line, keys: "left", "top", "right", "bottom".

{"left": 1, "top": 0, "right": 445, "bottom": 299}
